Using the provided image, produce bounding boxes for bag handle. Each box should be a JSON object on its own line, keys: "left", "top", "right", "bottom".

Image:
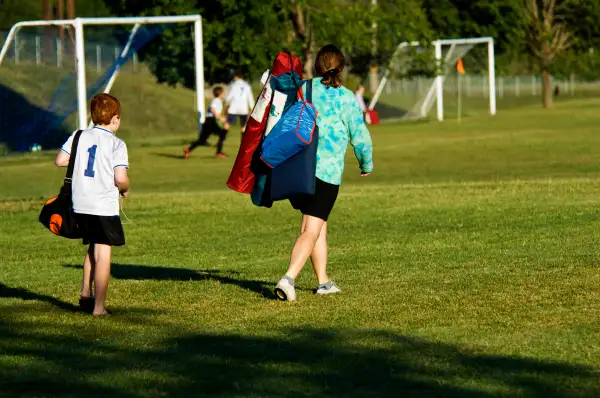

{"left": 306, "top": 78, "right": 313, "bottom": 103}
{"left": 286, "top": 52, "right": 305, "bottom": 101}
{"left": 65, "top": 130, "right": 83, "bottom": 183}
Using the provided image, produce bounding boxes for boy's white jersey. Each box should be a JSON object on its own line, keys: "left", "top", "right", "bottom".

{"left": 207, "top": 97, "right": 224, "bottom": 117}
{"left": 61, "top": 126, "right": 129, "bottom": 216}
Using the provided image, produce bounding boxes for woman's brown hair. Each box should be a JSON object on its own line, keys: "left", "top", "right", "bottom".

{"left": 315, "top": 44, "right": 345, "bottom": 89}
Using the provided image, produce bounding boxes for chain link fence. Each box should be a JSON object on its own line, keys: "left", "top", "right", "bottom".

{"left": 0, "top": 31, "right": 139, "bottom": 73}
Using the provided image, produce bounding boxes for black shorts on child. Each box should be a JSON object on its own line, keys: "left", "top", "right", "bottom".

{"left": 75, "top": 214, "right": 125, "bottom": 246}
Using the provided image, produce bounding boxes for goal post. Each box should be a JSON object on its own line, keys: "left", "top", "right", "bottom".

{"left": 369, "top": 37, "right": 496, "bottom": 122}
{"left": 0, "top": 15, "right": 205, "bottom": 133}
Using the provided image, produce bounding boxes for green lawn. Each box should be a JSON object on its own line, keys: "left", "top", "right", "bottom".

{"left": 2, "top": 90, "right": 600, "bottom": 396}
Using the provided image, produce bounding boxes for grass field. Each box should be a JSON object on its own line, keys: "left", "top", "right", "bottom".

{"left": 2, "top": 82, "right": 600, "bottom": 396}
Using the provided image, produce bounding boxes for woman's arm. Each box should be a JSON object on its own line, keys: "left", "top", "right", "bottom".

{"left": 347, "top": 96, "right": 374, "bottom": 174}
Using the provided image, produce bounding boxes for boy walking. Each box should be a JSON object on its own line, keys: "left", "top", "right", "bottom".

{"left": 54, "top": 93, "right": 129, "bottom": 316}
{"left": 184, "top": 86, "right": 230, "bottom": 158}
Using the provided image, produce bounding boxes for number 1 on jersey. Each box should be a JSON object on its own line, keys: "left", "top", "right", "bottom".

{"left": 84, "top": 145, "right": 97, "bottom": 178}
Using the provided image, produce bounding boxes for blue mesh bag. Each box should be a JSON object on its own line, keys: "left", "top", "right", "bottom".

{"left": 260, "top": 78, "right": 317, "bottom": 168}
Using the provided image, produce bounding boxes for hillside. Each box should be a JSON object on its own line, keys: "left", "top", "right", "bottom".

{"left": 0, "top": 63, "right": 199, "bottom": 151}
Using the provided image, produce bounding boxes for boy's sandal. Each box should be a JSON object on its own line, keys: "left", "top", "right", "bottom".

{"left": 79, "top": 296, "right": 95, "bottom": 314}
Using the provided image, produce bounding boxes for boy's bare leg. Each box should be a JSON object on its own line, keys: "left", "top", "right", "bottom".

{"left": 310, "top": 222, "right": 329, "bottom": 285}
{"left": 285, "top": 215, "right": 325, "bottom": 279}
{"left": 92, "top": 244, "right": 112, "bottom": 316}
{"left": 80, "top": 244, "right": 95, "bottom": 298}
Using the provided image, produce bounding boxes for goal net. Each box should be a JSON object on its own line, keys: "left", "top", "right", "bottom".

{"left": 369, "top": 37, "right": 496, "bottom": 122}
{"left": 0, "top": 16, "right": 204, "bottom": 153}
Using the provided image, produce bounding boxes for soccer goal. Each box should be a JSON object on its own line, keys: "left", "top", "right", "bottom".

{"left": 0, "top": 16, "right": 204, "bottom": 152}
{"left": 369, "top": 37, "right": 496, "bottom": 122}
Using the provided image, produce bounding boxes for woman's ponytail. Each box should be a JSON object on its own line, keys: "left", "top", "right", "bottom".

{"left": 315, "top": 45, "right": 345, "bottom": 89}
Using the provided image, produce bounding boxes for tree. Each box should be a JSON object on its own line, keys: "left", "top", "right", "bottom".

{"left": 523, "top": 0, "right": 571, "bottom": 108}
{"left": 422, "top": 0, "right": 528, "bottom": 73}
{"left": 282, "top": 0, "right": 430, "bottom": 79}
{"left": 104, "top": 0, "right": 284, "bottom": 85}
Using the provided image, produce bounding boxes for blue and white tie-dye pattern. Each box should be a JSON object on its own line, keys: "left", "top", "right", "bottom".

{"left": 304, "top": 78, "right": 373, "bottom": 185}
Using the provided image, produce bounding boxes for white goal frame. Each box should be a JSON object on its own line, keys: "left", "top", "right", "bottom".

{"left": 369, "top": 37, "right": 496, "bottom": 121}
{"left": 0, "top": 16, "right": 205, "bottom": 132}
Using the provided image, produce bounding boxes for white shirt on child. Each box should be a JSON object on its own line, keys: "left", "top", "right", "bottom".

{"left": 226, "top": 79, "right": 254, "bottom": 115}
{"left": 61, "top": 126, "right": 129, "bottom": 217}
{"left": 207, "top": 98, "right": 223, "bottom": 118}
{"left": 355, "top": 92, "right": 367, "bottom": 112}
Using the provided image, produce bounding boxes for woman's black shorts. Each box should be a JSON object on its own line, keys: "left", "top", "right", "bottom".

{"left": 75, "top": 214, "right": 125, "bottom": 246}
{"left": 289, "top": 178, "right": 339, "bottom": 221}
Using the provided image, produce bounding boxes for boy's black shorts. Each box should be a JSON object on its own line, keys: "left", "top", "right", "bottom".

{"left": 75, "top": 214, "right": 125, "bottom": 246}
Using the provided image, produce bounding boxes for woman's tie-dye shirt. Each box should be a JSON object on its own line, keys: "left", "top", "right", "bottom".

{"left": 304, "top": 78, "right": 374, "bottom": 185}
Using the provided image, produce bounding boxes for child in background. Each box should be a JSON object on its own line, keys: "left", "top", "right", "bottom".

{"left": 185, "top": 86, "right": 230, "bottom": 159}
{"left": 226, "top": 71, "right": 254, "bottom": 141}
{"left": 355, "top": 84, "right": 368, "bottom": 114}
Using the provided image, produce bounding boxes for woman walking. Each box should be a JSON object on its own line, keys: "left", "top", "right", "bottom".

{"left": 275, "top": 45, "right": 374, "bottom": 301}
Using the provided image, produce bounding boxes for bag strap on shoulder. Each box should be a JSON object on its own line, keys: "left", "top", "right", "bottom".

{"left": 65, "top": 130, "right": 83, "bottom": 182}
{"left": 306, "top": 79, "right": 313, "bottom": 103}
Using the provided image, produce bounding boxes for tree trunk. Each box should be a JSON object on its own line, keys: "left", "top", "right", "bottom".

{"left": 57, "top": 0, "right": 65, "bottom": 60}
{"left": 43, "top": 0, "right": 53, "bottom": 61}
{"left": 369, "top": 65, "right": 379, "bottom": 94}
{"left": 289, "top": 3, "right": 313, "bottom": 78}
{"left": 542, "top": 70, "right": 553, "bottom": 108}
{"left": 66, "top": 0, "right": 76, "bottom": 57}
{"left": 304, "top": 46, "right": 314, "bottom": 79}
{"left": 369, "top": 0, "right": 378, "bottom": 93}
{"left": 303, "top": 12, "right": 313, "bottom": 78}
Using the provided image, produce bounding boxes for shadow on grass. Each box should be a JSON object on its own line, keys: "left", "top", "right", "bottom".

{"left": 151, "top": 152, "right": 186, "bottom": 159}
{"left": 0, "top": 314, "right": 598, "bottom": 397}
{"left": 0, "top": 282, "right": 79, "bottom": 312}
{"left": 151, "top": 152, "right": 224, "bottom": 161}
{"left": 63, "top": 263, "right": 277, "bottom": 299}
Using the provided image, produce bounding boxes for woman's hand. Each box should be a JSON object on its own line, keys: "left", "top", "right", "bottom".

{"left": 361, "top": 172, "right": 370, "bottom": 177}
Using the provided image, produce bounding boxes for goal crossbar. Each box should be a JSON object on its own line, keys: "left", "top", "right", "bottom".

{"left": 0, "top": 15, "right": 205, "bottom": 131}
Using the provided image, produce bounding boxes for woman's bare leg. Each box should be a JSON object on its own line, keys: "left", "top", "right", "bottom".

{"left": 285, "top": 215, "right": 325, "bottom": 279}
{"left": 310, "top": 222, "right": 329, "bottom": 285}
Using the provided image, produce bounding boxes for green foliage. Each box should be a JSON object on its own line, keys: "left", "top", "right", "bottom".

{"left": 0, "top": 0, "right": 112, "bottom": 30}
{"left": 283, "top": 0, "right": 432, "bottom": 78}
{"left": 104, "top": 0, "right": 283, "bottom": 85}
{"left": 3, "top": 0, "right": 600, "bottom": 85}
{"left": 422, "top": 0, "right": 527, "bottom": 69}
{"left": 104, "top": 0, "right": 433, "bottom": 83}
{"left": 0, "top": 0, "right": 42, "bottom": 30}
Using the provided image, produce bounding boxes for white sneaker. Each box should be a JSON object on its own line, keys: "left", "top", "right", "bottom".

{"left": 315, "top": 280, "right": 341, "bottom": 295}
{"left": 275, "top": 277, "right": 296, "bottom": 301}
